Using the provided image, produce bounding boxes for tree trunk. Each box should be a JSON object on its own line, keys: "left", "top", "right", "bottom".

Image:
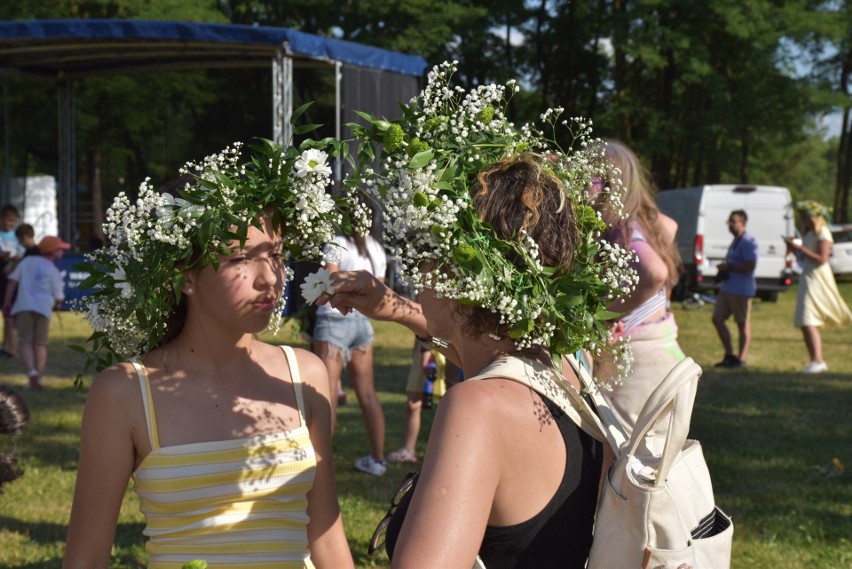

{"left": 835, "top": 53, "right": 852, "bottom": 224}
{"left": 841, "top": 117, "right": 852, "bottom": 222}
{"left": 740, "top": 133, "right": 750, "bottom": 183}
{"left": 89, "top": 149, "right": 105, "bottom": 246}
{"left": 835, "top": 109, "right": 849, "bottom": 222}
{"left": 534, "top": 0, "right": 551, "bottom": 111}
{"left": 504, "top": 13, "right": 513, "bottom": 70}
{"left": 612, "top": 0, "right": 630, "bottom": 140}
{"left": 652, "top": 42, "right": 676, "bottom": 190}
{"left": 708, "top": 134, "right": 723, "bottom": 182}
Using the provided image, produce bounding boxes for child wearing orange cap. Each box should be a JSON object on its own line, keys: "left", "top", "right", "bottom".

{"left": 2, "top": 235, "right": 69, "bottom": 390}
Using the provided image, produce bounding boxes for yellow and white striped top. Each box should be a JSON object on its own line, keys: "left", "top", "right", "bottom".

{"left": 130, "top": 345, "right": 318, "bottom": 569}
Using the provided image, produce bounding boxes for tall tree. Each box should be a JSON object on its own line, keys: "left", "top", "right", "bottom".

{"left": 597, "top": 0, "right": 816, "bottom": 190}
{"left": 781, "top": 0, "right": 852, "bottom": 221}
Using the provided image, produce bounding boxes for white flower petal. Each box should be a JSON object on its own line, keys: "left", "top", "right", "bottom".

{"left": 300, "top": 268, "right": 336, "bottom": 304}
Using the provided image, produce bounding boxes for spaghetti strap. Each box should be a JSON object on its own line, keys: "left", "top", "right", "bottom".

{"left": 279, "top": 346, "right": 307, "bottom": 427}
{"left": 129, "top": 358, "right": 160, "bottom": 450}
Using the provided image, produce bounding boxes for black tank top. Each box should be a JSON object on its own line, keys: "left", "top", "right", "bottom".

{"left": 384, "top": 393, "right": 602, "bottom": 568}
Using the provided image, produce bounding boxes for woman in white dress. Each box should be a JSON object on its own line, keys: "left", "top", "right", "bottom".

{"left": 785, "top": 200, "right": 852, "bottom": 373}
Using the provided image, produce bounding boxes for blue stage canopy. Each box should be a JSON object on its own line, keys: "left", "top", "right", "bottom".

{"left": 0, "top": 19, "right": 427, "bottom": 244}
{"left": 0, "top": 19, "right": 428, "bottom": 77}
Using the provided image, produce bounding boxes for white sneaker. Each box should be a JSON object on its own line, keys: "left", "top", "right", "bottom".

{"left": 354, "top": 455, "right": 387, "bottom": 476}
{"left": 802, "top": 361, "right": 828, "bottom": 374}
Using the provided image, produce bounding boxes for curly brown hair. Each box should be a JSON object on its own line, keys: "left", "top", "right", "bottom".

{"left": 0, "top": 386, "right": 29, "bottom": 492}
{"left": 458, "top": 154, "right": 580, "bottom": 338}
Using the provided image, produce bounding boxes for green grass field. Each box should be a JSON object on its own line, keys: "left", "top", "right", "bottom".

{"left": 1, "top": 283, "right": 850, "bottom": 568}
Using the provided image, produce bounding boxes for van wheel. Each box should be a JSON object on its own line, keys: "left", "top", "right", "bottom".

{"left": 756, "top": 291, "right": 778, "bottom": 302}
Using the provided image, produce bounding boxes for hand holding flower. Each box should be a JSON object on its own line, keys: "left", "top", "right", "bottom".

{"left": 317, "top": 270, "right": 431, "bottom": 337}
{"left": 300, "top": 268, "right": 336, "bottom": 305}
{"left": 784, "top": 236, "right": 803, "bottom": 251}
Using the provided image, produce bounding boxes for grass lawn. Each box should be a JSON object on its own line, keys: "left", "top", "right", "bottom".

{"left": 1, "top": 282, "right": 850, "bottom": 568}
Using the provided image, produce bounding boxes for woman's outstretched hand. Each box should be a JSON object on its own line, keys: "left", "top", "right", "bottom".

{"left": 316, "top": 270, "right": 427, "bottom": 335}
{"left": 316, "top": 270, "right": 388, "bottom": 317}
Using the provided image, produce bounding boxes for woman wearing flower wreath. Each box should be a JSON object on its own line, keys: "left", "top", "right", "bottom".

{"left": 310, "top": 62, "right": 636, "bottom": 568}
{"left": 784, "top": 200, "right": 852, "bottom": 373}
{"left": 592, "top": 140, "right": 685, "bottom": 456}
{"left": 63, "top": 136, "right": 359, "bottom": 569}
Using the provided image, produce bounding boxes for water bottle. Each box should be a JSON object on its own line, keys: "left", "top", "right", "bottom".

{"left": 423, "top": 361, "right": 437, "bottom": 410}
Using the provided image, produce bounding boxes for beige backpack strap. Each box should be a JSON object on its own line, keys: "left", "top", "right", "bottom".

{"left": 565, "top": 353, "right": 628, "bottom": 453}
{"left": 466, "top": 356, "right": 612, "bottom": 445}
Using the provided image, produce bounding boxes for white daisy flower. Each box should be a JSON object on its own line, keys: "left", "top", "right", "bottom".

{"left": 294, "top": 149, "right": 332, "bottom": 178}
{"left": 300, "top": 268, "right": 335, "bottom": 304}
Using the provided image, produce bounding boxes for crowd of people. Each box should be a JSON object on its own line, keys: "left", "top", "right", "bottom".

{"left": 0, "top": 63, "right": 849, "bottom": 568}
{"left": 0, "top": 203, "right": 71, "bottom": 390}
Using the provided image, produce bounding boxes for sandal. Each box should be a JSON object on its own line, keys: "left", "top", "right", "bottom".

{"left": 386, "top": 447, "right": 418, "bottom": 463}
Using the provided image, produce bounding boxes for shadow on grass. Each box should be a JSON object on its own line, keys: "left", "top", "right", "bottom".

{"left": 339, "top": 359, "right": 852, "bottom": 561}
{"left": 334, "top": 360, "right": 424, "bottom": 567}
{"left": 3, "top": 383, "right": 88, "bottom": 471}
{"left": 0, "top": 516, "right": 146, "bottom": 568}
{"left": 692, "top": 368, "right": 851, "bottom": 545}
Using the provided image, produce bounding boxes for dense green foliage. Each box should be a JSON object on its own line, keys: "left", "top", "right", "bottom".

{"left": 2, "top": 1, "right": 852, "bottom": 222}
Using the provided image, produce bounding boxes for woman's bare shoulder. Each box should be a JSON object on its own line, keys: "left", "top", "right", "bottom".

{"left": 82, "top": 362, "right": 145, "bottom": 432}
{"left": 88, "top": 361, "right": 140, "bottom": 396}
{"left": 287, "top": 345, "right": 326, "bottom": 372}
{"left": 273, "top": 344, "right": 329, "bottom": 392}
{"left": 658, "top": 213, "right": 678, "bottom": 242}
{"left": 439, "top": 377, "right": 533, "bottom": 426}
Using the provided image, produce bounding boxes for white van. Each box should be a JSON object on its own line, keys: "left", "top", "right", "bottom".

{"left": 655, "top": 184, "right": 796, "bottom": 301}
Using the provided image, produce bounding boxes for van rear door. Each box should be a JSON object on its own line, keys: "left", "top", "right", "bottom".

{"left": 701, "top": 185, "right": 793, "bottom": 297}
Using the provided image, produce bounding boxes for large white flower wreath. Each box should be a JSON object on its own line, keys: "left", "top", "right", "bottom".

{"left": 76, "top": 109, "right": 369, "bottom": 375}
{"left": 347, "top": 61, "right": 637, "bottom": 385}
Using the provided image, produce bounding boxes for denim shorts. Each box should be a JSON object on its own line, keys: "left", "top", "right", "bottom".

{"left": 313, "top": 311, "right": 374, "bottom": 365}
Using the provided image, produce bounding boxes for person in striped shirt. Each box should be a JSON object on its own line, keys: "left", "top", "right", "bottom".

{"left": 63, "top": 141, "right": 355, "bottom": 569}
{"left": 592, "top": 140, "right": 687, "bottom": 457}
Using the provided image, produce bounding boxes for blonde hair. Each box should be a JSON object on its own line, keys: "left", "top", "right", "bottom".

{"left": 801, "top": 211, "right": 828, "bottom": 235}
{"left": 601, "top": 140, "right": 682, "bottom": 284}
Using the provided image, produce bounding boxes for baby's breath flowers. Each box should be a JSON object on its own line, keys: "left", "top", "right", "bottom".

{"left": 347, "top": 61, "right": 637, "bottom": 386}
{"left": 75, "top": 125, "right": 367, "bottom": 374}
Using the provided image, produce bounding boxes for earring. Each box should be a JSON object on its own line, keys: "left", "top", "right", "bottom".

{"left": 185, "top": 286, "right": 194, "bottom": 296}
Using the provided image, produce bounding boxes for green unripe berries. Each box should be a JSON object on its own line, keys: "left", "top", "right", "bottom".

{"left": 477, "top": 106, "right": 495, "bottom": 124}
{"left": 407, "top": 137, "right": 429, "bottom": 156}
{"left": 452, "top": 242, "right": 477, "bottom": 266}
{"left": 413, "top": 191, "right": 430, "bottom": 208}
{"left": 383, "top": 124, "right": 405, "bottom": 153}
{"left": 423, "top": 117, "right": 441, "bottom": 131}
